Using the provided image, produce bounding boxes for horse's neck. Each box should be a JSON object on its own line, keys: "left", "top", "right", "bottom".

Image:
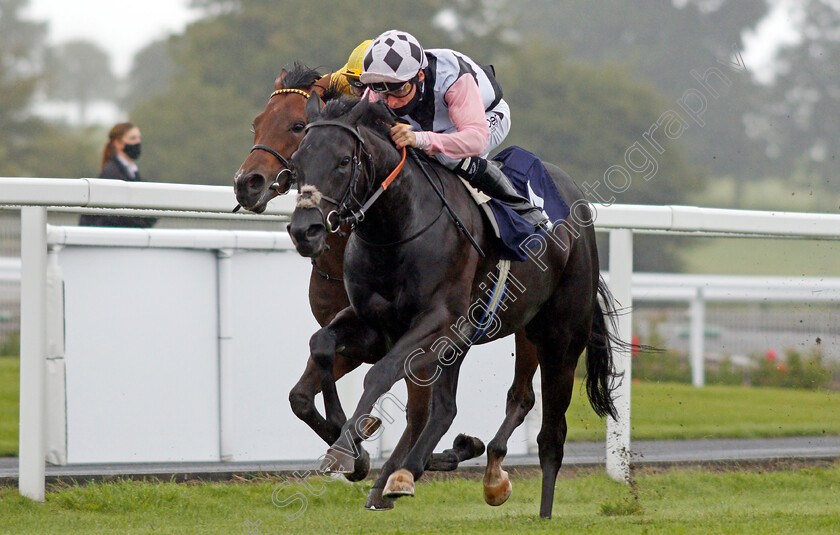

{"left": 358, "top": 144, "right": 442, "bottom": 244}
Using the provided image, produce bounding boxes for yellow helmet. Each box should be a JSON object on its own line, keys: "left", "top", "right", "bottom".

{"left": 340, "top": 40, "right": 373, "bottom": 79}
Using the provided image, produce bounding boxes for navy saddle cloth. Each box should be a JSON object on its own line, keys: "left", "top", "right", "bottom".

{"left": 488, "top": 146, "right": 570, "bottom": 261}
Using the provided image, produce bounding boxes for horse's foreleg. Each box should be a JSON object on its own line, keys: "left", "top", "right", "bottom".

{"left": 322, "top": 314, "right": 450, "bottom": 478}
{"left": 382, "top": 355, "right": 466, "bottom": 499}
{"left": 289, "top": 356, "right": 356, "bottom": 446}
{"left": 364, "top": 376, "right": 431, "bottom": 511}
{"left": 308, "top": 306, "right": 387, "bottom": 481}
{"left": 483, "top": 331, "right": 538, "bottom": 506}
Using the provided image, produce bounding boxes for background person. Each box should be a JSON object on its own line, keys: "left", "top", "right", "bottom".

{"left": 79, "top": 122, "right": 157, "bottom": 228}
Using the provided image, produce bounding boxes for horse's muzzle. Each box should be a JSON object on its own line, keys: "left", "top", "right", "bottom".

{"left": 289, "top": 207, "right": 327, "bottom": 258}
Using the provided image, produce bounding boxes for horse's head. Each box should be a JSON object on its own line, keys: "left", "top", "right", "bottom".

{"left": 288, "top": 95, "right": 396, "bottom": 257}
{"left": 233, "top": 64, "right": 329, "bottom": 213}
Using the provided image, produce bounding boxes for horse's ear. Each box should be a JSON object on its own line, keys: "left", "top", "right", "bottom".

{"left": 312, "top": 74, "right": 331, "bottom": 98}
{"left": 345, "top": 97, "right": 369, "bottom": 125}
{"left": 274, "top": 69, "right": 288, "bottom": 90}
{"left": 306, "top": 91, "right": 324, "bottom": 122}
{"left": 372, "top": 100, "right": 397, "bottom": 127}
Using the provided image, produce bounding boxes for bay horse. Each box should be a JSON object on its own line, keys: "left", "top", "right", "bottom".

{"left": 287, "top": 95, "right": 621, "bottom": 519}
{"left": 234, "top": 64, "right": 532, "bottom": 510}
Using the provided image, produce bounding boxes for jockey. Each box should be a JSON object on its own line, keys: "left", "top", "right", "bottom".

{"left": 360, "top": 29, "right": 549, "bottom": 231}
{"left": 333, "top": 40, "right": 373, "bottom": 97}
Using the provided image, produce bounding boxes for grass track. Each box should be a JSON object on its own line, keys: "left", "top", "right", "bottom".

{"left": 1, "top": 462, "right": 838, "bottom": 534}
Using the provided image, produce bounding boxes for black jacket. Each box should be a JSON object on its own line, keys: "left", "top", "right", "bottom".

{"left": 78, "top": 157, "right": 157, "bottom": 228}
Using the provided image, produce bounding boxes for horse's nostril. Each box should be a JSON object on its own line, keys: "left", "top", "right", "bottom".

{"left": 305, "top": 224, "right": 325, "bottom": 239}
{"left": 245, "top": 174, "right": 265, "bottom": 192}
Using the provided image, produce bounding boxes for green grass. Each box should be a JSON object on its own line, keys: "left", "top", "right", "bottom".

{"left": 565, "top": 381, "right": 840, "bottom": 441}
{"left": 679, "top": 175, "right": 840, "bottom": 276}
{"left": 1, "top": 463, "right": 838, "bottom": 533}
{"left": 679, "top": 236, "right": 840, "bottom": 276}
{"left": 0, "top": 356, "right": 18, "bottom": 457}
{"left": 1, "top": 356, "right": 838, "bottom": 457}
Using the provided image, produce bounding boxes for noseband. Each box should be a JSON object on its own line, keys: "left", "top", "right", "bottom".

{"left": 249, "top": 88, "right": 312, "bottom": 194}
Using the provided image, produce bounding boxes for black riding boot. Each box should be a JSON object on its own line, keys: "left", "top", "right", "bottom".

{"left": 455, "top": 156, "right": 551, "bottom": 231}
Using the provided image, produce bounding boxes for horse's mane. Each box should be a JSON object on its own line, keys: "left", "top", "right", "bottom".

{"left": 321, "top": 81, "right": 346, "bottom": 103}
{"left": 281, "top": 62, "right": 322, "bottom": 90}
{"left": 322, "top": 97, "right": 361, "bottom": 119}
{"left": 320, "top": 97, "right": 394, "bottom": 142}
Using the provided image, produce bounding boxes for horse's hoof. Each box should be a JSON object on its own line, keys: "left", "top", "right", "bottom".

{"left": 483, "top": 469, "right": 512, "bottom": 506}
{"left": 426, "top": 452, "right": 458, "bottom": 472}
{"left": 345, "top": 448, "right": 370, "bottom": 482}
{"left": 320, "top": 447, "right": 355, "bottom": 474}
{"left": 364, "top": 486, "right": 395, "bottom": 511}
{"left": 454, "top": 433, "right": 486, "bottom": 459}
{"left": 382, "top": 469, "right": 415, "bottom": 498}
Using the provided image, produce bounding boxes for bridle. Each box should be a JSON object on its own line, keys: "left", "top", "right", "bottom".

{"left": 248, "top": 88, "right": 312, "bottom": 195}
{"left": 303, "top": 119, "right": 405, "bottom": 233}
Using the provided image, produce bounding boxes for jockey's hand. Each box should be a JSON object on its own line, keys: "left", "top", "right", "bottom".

{"left": 390, "top": 123, "right": 417, "bottom": 149}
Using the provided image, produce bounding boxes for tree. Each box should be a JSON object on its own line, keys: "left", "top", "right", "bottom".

{"left": 44, "top": 40, "right": 117, "bottom": 125}
{"left": 131, "top": 0, "right": 451, "bottom": 184}
{"left": 750, "top": 1, "right": 840, "bottom": 192}
{"left": 123, "top": 39, "right": 175, "bottom": 110}
{"left": 496, "top": 41, "right": 705, "bottom": 270}
{"left": 0, "top": 0, "right": 49, "bottom": 175}
{"left": 511, "top": 0, "right": 770, "bottom": 183}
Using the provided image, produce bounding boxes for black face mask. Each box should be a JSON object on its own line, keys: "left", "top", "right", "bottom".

{"left": 123, "top": 142, "right": 142, "bottom": 160}
{"left": 390, "top": 81, "right": 424, "bottom": 117}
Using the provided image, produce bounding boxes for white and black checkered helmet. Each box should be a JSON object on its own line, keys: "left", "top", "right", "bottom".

{"left": 360, "top": 30, "right": 428, "bottom": 84}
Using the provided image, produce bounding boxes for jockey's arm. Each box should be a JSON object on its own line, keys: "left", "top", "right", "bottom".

{"left": 413, "top": 75, "right": 490, "bottom": 159}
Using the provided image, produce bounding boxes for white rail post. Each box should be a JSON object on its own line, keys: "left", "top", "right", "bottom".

{"left": 217, "top": 249, "right": 234, "bottom": 461}
{"left": 690, "top": 287, "right": 706, "bottom": 387}
{"left": 606, "top": 228, "right": 632, "bottom": 483}
{"left": 19, "top": 207, "right": 48, "bottom": 501}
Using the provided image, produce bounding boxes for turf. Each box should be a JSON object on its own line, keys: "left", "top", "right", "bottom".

{"left": 678, "top": 236, "right": 840, "bottom": 277}
{"left": 564, "top": 381, "right": 840, "bottom": 441}
{"left": 1, "top": 463, "right": 838, "bottom": 534}
{"left": 0, "top": 356, "right": 18, "bottom": 457}
{"left": 1, "top": 355, "right": 838, "bottom": 457}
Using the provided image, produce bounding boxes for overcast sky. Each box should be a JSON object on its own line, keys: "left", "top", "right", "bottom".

{"left": 25, "top": 0, "right": 200, "bottom": 76}
{"left": 25, "top": 0, "right": 800, "bottom": 83}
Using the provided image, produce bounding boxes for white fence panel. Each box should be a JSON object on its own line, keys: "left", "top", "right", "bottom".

{"left": 60, "top": 246, "right": 220, "bottom": 463}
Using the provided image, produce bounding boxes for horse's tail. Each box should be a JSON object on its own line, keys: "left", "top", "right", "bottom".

{"left": 584, "top": 275, "right": 633, "bottom": 420}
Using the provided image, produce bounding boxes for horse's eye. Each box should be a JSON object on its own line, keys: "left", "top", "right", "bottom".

{"left": 291, "top": 122, "right": 305, "bottom": 134}
{"left": 340, "top": 156, "right": 352, "bottom": 167}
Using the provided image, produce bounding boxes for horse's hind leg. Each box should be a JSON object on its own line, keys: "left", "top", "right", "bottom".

{"left": 483, "top": 331, "right": 538, "bottom": 506}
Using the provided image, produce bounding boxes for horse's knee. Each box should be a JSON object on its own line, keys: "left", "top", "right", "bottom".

{"left": 309, "top": 328, "right": 336, "bottom": 370}
{"left": 431, "top": 398, "right": 457, "bottom": 424}
{"left": 507, "top": 385, "right": 536, "bottom": 412}
{"left": 289, "top": 386, "right": 317, "bottom": 421}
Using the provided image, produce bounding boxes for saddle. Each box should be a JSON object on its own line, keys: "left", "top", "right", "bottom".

{"left": 461, "top": 146, "right": 570, "bottom": 262}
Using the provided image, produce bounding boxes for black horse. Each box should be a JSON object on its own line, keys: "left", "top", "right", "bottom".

{"left": 288, "top": 95, "right": 621, "bottom": 519}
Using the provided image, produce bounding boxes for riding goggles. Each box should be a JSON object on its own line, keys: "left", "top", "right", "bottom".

{"left": 367, "top": 80, "right": 414, "bottom": 98}
{"left": 345, "top": 76, "right": 365, "bottom": 90}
